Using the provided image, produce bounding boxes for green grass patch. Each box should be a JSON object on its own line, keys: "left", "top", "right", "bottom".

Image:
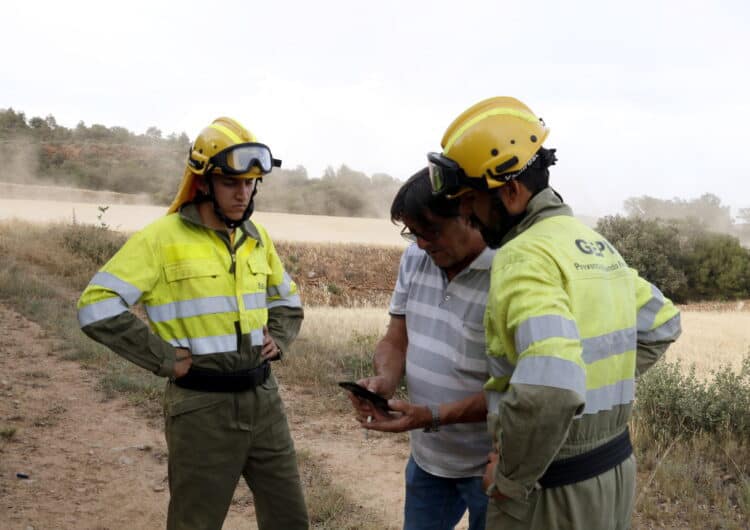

{"left": 1, "top": 426, "right": 17, "bottom": 440}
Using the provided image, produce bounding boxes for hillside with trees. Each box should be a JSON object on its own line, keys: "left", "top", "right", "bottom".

{"left": 0, "top": 108, "right": 403, "bottom": 217}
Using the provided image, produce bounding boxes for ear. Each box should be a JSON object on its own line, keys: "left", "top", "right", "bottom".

{"left": 500, "top": 181, "right": 529, "bottom": 215}
{"left": 196, "top": 176, "right": 210, "bottom": 194}
{"left": 458, "top": 192, "right": 476, "bottom": 218}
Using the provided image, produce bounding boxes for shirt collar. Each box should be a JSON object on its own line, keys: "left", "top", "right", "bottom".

{"left": 178, "top": 202, "right": 263, "bottom": 245}
{"left": 468, "top": 246, "right": 495, "bottom": 270}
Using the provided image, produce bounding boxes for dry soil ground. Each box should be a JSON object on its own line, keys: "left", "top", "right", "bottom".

{"left": 0, "top": 303, "right": 412, "bottom": 529}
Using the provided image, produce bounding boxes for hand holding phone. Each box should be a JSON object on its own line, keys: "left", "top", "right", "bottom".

{"left": 338, "top": 381, "right": 392, "bottom": 412}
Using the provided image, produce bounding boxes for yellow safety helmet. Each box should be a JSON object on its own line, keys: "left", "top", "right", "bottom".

{"left": 428, "top": 97, "right": 549, "bottom": 197}
{"left": 168, "top": 117, "right": 281, "bottom": 214}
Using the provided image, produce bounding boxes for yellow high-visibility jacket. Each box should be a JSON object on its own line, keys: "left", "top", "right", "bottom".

{"left": 77, "top": 204, "right": 303, "bottom": 377}
{"left": 484, "top": 188, "right": 680, "bottom": 500}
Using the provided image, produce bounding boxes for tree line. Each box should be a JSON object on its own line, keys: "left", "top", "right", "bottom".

{"left": 597, "top": 195, "right": 750, "bottom": 302}
{"left": 2, "top": 108, "right": 749, "bottom": 301}
{"left": 0, "top": 108, "right": 402, "bottom": 217}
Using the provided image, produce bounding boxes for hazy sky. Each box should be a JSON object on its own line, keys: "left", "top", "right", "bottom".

{"left": 3, "top": 0, "right": 749, "bottom": 217}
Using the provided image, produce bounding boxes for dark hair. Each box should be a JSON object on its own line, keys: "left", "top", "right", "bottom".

{"left": 517, "top": 147, "right": 557, "bottom": 195}
{"left": 390, "top": 167, "right": 460, "bottom": 227}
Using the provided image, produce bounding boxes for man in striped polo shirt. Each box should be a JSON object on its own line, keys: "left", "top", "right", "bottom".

{"left": 350, "top": 168, "right": 494, "bottom": 530}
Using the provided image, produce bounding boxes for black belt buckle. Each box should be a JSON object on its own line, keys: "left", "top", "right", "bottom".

{"left": 174, "top": 361, "right": 271, "bottom": 392}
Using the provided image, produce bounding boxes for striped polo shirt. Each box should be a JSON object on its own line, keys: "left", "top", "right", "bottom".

{"left": 389, "top": 243, "right": 495, "bottom": 478}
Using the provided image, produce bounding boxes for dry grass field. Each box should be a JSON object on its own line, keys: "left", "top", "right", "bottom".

{"left": 0, "top": 195, "right": 407, "bottom": 246}
{"left": 1, "top": 199, "right": 749, "bottom": 528}
{"left": 666, "top": 310, "right": 750, "bottom": 378}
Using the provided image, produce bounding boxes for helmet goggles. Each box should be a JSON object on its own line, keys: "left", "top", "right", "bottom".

{"left": 209, "top": 142, "right": 282, "bottom": 176}
{"left": 428, "top": 151, "right": 533, "bottom": 196}
{"left": 428, "top": 152, "right": 491, "bottom": 196}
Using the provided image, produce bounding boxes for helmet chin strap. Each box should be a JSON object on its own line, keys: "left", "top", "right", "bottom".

{"left": 206, "top": 176, "right": 259, "bottom": 230}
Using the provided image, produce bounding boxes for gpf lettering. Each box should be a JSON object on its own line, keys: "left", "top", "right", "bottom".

{"left": 575, "top": 239, "right": 614, "bottom": 257}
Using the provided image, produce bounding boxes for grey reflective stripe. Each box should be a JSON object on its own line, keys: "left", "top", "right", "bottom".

{"left": 250, "top": 327, "right": 264, "bottom": 346}
{"left": 78, "top": 297, "right": 128, "bottom": 327}
{"left": 516, "top": 315, "right": 579, "bottom": 355}
{"left": 90, "top": 271, "right": 142, "bottom": 305}
{"left": 168, "top": 327, "right": 265, "bottom": 355}
{"left": 486, "top": 390, "right": 507, "bottom": 415}
{"left": 168, "top": 335, "right": 237, "bottom": 355}
{"left": 242, "top": 292, "right": 267, "bottom": 310}
{"left": 267, "top": 294, "right": 302, "bottom": 309}
{"left": 267, "top": 272, "right": 293, "bottom": 298}
{"left": 581, "top": 327, "right": 637, "bottom": 364}
{"left": 487, "top": 356, "right": 515, "bottom": 378}
{"left": 583, "top": 379, "right": 634, "bottom": 414}
{"left": 639, "top": 313, "right": 681, "bottom": 343}
{"left": 146, "top": 296, "right": 238, "bottom": 323}
{"left": 515, "top": 314, "right": 579, "bottom": 354}
{"left": 637, "top": 284, "right": 665, "bottom": 331}
{"left": 510, "top": 355, "right": 586, "bottom": 397}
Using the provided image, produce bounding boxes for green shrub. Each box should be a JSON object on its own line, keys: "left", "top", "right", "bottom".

{"left": 634, "top": 354, "right": 750, "bottom": 441}
{"left": 59, "top": 223, "right": 126, "bottom": 265}
{"left": 326, "top": 283, "right": 343, "bottom": 296}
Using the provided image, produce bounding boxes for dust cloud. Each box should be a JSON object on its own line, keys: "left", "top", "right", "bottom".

{"left": 0, "top": 183, "right": 406, "bottom": 246}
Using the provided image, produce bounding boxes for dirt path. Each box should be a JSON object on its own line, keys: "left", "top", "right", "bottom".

{"left": 0, "top": 303, "right": 416, "bottom": 529}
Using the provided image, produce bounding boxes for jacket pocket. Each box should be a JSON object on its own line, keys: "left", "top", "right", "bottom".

{"left": 164, "top": 259, "right": 225, "bottom": 283}
{"left": 247, "top": 254, "right": 271, "bottom": 275}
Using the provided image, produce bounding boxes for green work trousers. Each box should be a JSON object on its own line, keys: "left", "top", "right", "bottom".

{"left": 486, "top": 455, "right": 636, "bottom": 530}
{"left": 163, "top": 374, "right": 308, "bottom": 530}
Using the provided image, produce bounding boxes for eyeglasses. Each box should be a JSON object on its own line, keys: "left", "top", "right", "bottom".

{"left": 400, "top": 225, "right": 442, "bottom": 243}
{"left": 210, "top": 143, "right": 282, "bottom": 175}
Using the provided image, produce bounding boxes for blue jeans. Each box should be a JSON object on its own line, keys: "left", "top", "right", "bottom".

{"left": 404, "top": 455, "right": 488, "bottom": 530}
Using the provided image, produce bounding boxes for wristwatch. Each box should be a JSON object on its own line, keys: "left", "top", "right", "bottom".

{"left": 423, "top": 404, "right": 440, "bottom": 433}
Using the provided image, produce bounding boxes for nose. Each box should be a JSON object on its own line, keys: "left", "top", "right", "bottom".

{"left": 238, "top": 180, "right": 255, "bottom": 199}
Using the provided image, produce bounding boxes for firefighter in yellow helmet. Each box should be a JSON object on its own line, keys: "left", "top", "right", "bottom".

{"left": 429, "top": 97, "right": 681, "bottom": 529}
{"left": 78, "top": 117, "right": 308, "bottom": 529}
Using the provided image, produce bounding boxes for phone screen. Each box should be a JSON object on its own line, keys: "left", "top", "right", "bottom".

{"left": 338, "top": 381, "right": 391, "bottom": 411}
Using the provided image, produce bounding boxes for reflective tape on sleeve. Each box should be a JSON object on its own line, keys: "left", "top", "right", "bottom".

{"left": 90, "top": 272, "right": 142, "bottom": 305}
{"left": 78, "top": 297, "right": 129, "bottom": 327}
{"left": 250, "top": 327, "right": 264, "bottom": 346}
{"left": 638, "top": 313, "right": 681, "bottom": 343}
{"left": 510, "top": 355, "right": 586, "bottom": 398}
{"left": 515, "top": 314, "right": 579, "bottom": 354}
{"left": 267, "top": 294, "right": 302, "bottom": 309}
{"left": 637, "top": 284, "right": 665, "bottom": 331}
{"left": 267, "top": 272, "right": 293, "bottom": 298}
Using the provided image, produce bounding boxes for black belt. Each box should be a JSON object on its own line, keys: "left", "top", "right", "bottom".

{"left": 173, "top": 362, "right": 271, "bottom": 392}
{"left": 538, "top": 428, "right": 632, "bottom": 489}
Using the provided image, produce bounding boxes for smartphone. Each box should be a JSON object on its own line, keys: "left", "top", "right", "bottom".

{"left": 338, "top": 381, "right": 391, "bottom": 412}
